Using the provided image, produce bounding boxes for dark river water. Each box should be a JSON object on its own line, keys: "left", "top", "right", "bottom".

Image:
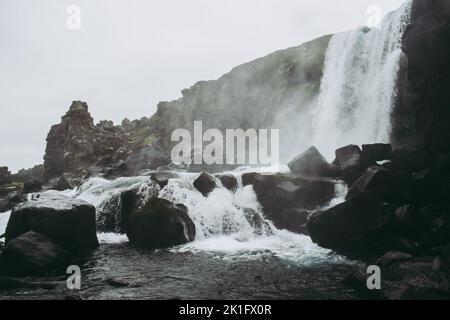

{"left": 0, "top": 240, "right": 362, "bottom": 300}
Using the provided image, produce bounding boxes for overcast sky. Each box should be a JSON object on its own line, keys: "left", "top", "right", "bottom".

{"left": 0, "top": 0, "right": 405, "bottom": 172}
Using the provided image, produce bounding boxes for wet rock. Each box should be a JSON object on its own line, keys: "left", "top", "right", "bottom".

{"left": 5, "top": 194, "right": 99, "bottom": 252}
{"left": 106, "top": 278, "right": 129, "bottom": 288}
{"left": 22, "top": 179, "right": 43, "bottom": 194}
{"left": 6, "top": 191, "right": 27, "bottom": 207}
{"left": 242, "top": 208, "right": 271, "bottom": 236}
{"left": 362, "top": 143, "right": 392, "bottom": 162}
{"left": 151, "top": 171, "right": 178, "bottom": 188}
{"left": 0, "top": 231, "right": 71, "bottom": 276}
{"left": 193, "top": 172, "right": 217, "bottom": 197}
{"left": 376, "top": 251, "right": 413, "bottom": 268}
{"left": 252, "top": 173, "right": 335, "bottom": 221}
{"left": 288, "top": 146, "right": 332, "bottom": 176}
{"left": 241, "top": 172, "right": 258, "bottom": 186}
{"left": 307, "top": 192, "right": 389, "bottom": 253}
{"left": 334, "top": 145, "right": 370, "bottom": 184}
{"left": 346, "top": 166, "right": 395, "bottom": 201}
{"left": 126, "top": 198, "right": 195, "bottom": 249}
{"left": 97, "top": 181, "right": 160, "bottom": 233}
{"left": 217, "top": 174, "right": 238, "bottom": 192}
{"left": 275, "top": 208, "right": 312, "bottom": 235}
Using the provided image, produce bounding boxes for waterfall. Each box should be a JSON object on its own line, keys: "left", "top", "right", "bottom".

{"left": 311, "top": 1, "right": 412, "bottom": 160}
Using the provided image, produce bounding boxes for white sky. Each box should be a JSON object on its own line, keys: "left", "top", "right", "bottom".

{"left": 0, "top": 0, "right": 405, "bottom": 172}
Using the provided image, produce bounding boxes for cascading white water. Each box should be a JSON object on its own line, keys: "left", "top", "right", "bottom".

{"left": 2, "top": 170, "right": 349, "bottom": 265}
{"left": 311, "top": 1, "right": 412, "bottom": 160}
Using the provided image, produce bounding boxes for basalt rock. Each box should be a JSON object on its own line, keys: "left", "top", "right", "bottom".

{"left": 151, "top": 171, "right": 178, "bottom": 189}
{"left": 307, "top": 192, "right": 390, "bottom": 253}
{"left": 288, "top": 146, "right": 333, "bottom": 177}
{"left": 251, "top": 173, "right": 336, "bottom": 222}
{"left": 97, "top": 181, "right": 160, "bottom": 233}
{"left": 334, "top": 145, "right": 370, "bottom": 184}
{"left": 193, "top": 172, "right": 217, "bottom": 197}
{"left": 0, "top": 231, "right": 71, "bottom": 276}
{"left": 346, "top": 166, "right": 396, "bottom": 201}
{"left": 362, "top": 143, "right": 392, "bottom": 162}
{"left": 126, "top": 198, "right": 195, "bottom": 249}
{"left": 217, "top": 174, "right": 238, "bottom": 192}
{"left": 5, "top": 194, "right": 99, "bottom": 252}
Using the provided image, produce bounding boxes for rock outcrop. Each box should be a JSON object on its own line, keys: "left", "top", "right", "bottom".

{"left": 393, "top": 0, "right": 450, "bottom": 158}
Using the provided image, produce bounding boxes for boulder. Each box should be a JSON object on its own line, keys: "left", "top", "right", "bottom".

{"left": 307, "top": 192, "right": 389, "bottom": 253}
{"left": 241, "top": 172, "right": 259, "bottom": 186}
{"left": 346, "top": 166, "right": 395, "bottom": 201}
{"left": 0, "top": 231, "right": 70, "bottom": 276}
{"left": 252, "top": 173, "right": 336, "bottom": 221}
{"left": 288, "top": 146, "right": 332, "bottom": 176}
{"left": 5, "top": 194, "right": 99, "bottom": 252}
{"left": 193, "top": 172, "right": 217, "bottom": 196}
{"left": 126, "top": 198, "right": 195, "bottom": 249}
{"left": 6, "top": 191, "right": 27, "bottom": 206}
{"left": 151, "top": 171, "right": 178, "bottom": 188}
{"left": 362, "top": 143, "right": 392, "bottom": 162}
{"left": 334, "top": 145, "right": 369, "bottom": 184}
{"left": 97, "top": 181, "right": 160, "bottom": 233}
{"left": 217, "top": 174, "right": 238, "bottom": 192}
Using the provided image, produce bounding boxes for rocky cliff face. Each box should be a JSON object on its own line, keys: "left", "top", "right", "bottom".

{"left": 393, "top": 0, "right": 450, "bottom": 157}
{"left": 151, "top": 35, "right": 331, "bottom": 150}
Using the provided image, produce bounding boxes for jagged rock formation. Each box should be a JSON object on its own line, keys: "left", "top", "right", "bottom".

{"left": 43, "top": 101, "right": 129, "bottom": 180}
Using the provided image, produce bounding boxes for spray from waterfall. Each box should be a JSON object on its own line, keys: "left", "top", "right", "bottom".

{"left": 311, "top": 1, "right": 412, "bottom": 160}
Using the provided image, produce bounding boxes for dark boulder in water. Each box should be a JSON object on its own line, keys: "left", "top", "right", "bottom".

{"left": 334, "top": 145, "right": 370, "bottom": 184}
{"left": 5, "top": 194, "right": 99, "bottom": 253}
{"left": 252, "top": 173, "right": 336, "bottom": 222}
{"left": 97, "top": 181, "right": 160, "bottom": 233}
{"left": 126, "top": 198, "right": 195, "bottom": 249}
{"left": 307, "top": 192, "right": 390, "bottom": 253}
{"left": 193, "top": 172, "right": 217, "bottom": 197}
{"left": 217, "top": 174, "right": 238, "bottom": 192}
{"left": 151, "top": 171, "right": 178, "bottom": 188}
{"left": 241, "top": 172, "right": 259, "bottom": 186}
{"left": 0, "top": 231, "right": 71, "bottom": 276}
{"left": 275, "top": 208, "right": 312, "bottom": 235}
{"left": 346, "top": 166, "right": 396, "bottom": 201}
{"left": 362, "top": 143, "right": 392, "bottom": 162}
{"left": 288, "top": 146, "right": 333, "bottom": 177}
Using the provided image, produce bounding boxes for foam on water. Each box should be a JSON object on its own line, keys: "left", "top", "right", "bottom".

{"left": 0, "top": 210, "right": 11, "bottom": 242}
